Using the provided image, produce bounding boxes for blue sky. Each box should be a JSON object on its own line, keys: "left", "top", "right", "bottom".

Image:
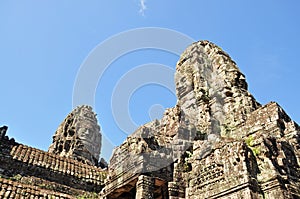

{"left": 1, "top": 1, "right": 299, "bottom": 161}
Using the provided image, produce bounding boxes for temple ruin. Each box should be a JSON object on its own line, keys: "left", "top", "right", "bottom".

{"left": 0, "top": 41, "right": 299, "bottom": 198}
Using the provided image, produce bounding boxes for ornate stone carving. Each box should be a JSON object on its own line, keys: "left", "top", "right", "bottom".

{"left": 136, "top": 175, "right": 155, "bottom": 199}
{"left": 102, "top": 41, "right": 300, "bottom": 198}
{"left": 1, "top": 41, "right": 300, "bottom": 198}
{"left": 48, "top": 105, "right": 101, "bottom": 166}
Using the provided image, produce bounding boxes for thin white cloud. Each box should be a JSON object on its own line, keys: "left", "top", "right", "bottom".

{"left": 139, "top": 0, "right": 147, "bottom": 15}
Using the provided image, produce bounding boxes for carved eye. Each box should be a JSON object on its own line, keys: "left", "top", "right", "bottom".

{"left": 84, "top": 112, "right": 93, "bottom": 118}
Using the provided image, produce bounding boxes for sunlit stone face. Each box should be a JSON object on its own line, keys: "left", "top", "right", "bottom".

{"left": 48, "top": 105, "right": 102, "bottom": 165}
{"left": 77, "top": 124, "right": 101, "bottom": 159}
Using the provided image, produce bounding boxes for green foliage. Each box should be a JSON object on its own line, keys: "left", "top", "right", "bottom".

{"left": 183, "top": 163, "right": 191, "bottom": 172}
{"left": 185, "top": 151, "right": 192, "bottom": 159}
{"left": 245, "top": 135, "right": 261, "bottom": 156}
{"left": 77, "top": 192, "right": 99, "bottom": 199}
{"left": 245, "top": 135, "right": 254, "bottom": 147}
{"left": 182, "top": 151, "right": 193, "bottom": 172}
{"left": 10, "top": 174, "right": 22, "bottom": 181}
{"left": 252, "top": 147, "right": 261, "bottom": 156}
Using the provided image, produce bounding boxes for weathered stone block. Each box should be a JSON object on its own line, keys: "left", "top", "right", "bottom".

{"left": 48, "top": 105, "right": 101, "bottom": 166}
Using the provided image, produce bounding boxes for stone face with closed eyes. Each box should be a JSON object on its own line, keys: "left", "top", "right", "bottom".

{"left": 48, "top": 105, "right": 101, "bottom": 166}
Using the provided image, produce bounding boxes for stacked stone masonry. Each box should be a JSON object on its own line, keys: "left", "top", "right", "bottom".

{"left": 101, "top": 41, "right": 300, "bottom": 199}
{"left": 0, "top": 177, "right": 73, "bottom": 199}
{"left": 1, "top": 40, "right": 300, "bottom": 198}
{"left": 0, "top": 112, "right": 106, "bottom": 198}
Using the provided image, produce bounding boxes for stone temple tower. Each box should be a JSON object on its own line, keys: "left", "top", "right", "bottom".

{"left": 48, "top": 105, "right": 102, "bottom": 166}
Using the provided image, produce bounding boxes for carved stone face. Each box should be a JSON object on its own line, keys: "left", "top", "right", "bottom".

{"left": 174, "top": 41, "right": 260, "bottom": 138}
{"left": 48, "top": 105, "right": 102, "bottom": 165}
{"left": 77, "top": 126, "right": 101, "bottom": 159}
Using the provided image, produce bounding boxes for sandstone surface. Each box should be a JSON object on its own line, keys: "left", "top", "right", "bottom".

{"left": 1, "top": 41, "right": 299, "bottom": 198}
{"left": 48, "top": 105, "right": 102, "bottom": 166}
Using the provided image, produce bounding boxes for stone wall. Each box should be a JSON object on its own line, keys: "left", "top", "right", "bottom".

{"left": 0, "top": 126, "right": 106, "bottom": 198}
{"left": 1, "top": 40, "right": 300, "bottom": 198}
{"left": 0, "top": 177, "right": 73, "bottom": 199}
{"left": 185, "top": 140, "right": 260, "bottom": 198}
{"left": 102, "top": 40, "right": 300, "bottom": 199}
{"left": 166, "top": 102, "right": 300, "bottom": 199}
